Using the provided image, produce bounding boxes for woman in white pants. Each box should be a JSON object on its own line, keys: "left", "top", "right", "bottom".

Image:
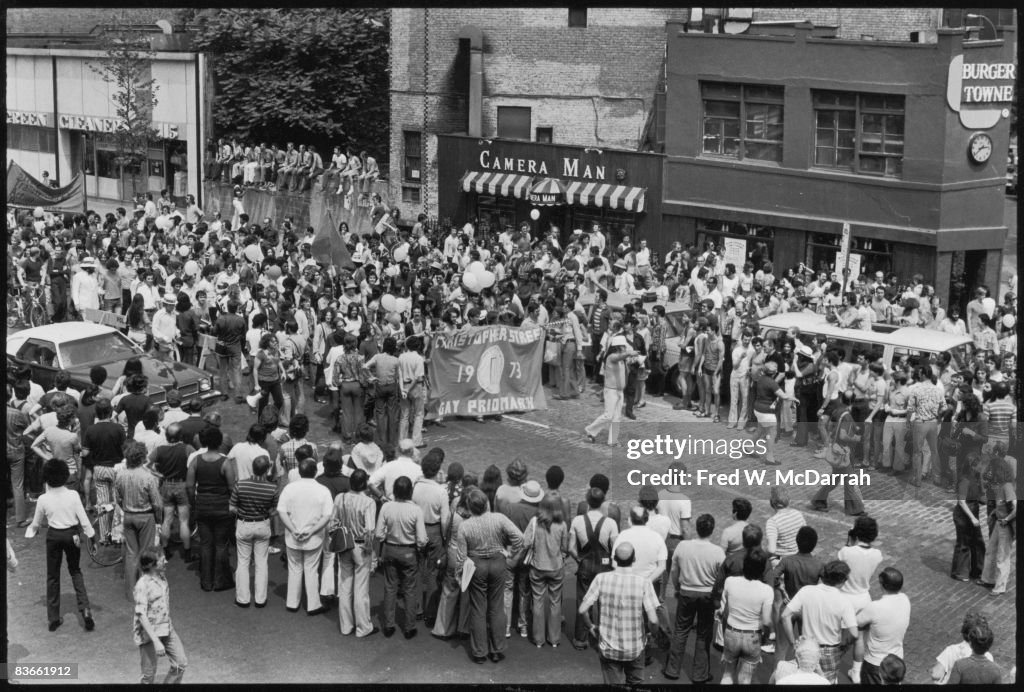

{"left": 584, "top": 335, "right": 633, "bottom": 447}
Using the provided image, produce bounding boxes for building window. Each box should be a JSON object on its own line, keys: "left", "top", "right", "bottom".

{"left": 403, "top": 130, "right": 422, "bottom": 181}
{"left": 402, "top": 186, "right": 421, "bottom": 204}
{"left": 535, "top": 127, "right": 553, "bottom": 143}
{"left": 497, "top": 106, "right": 531, "bottom": 141}
{"left": 477, "top": 195, "right": 517, "bottom": 234}
{"left": 7, "top": 124, "right": 56, "bottom": 154}
{"left": 806, "top": 233, "right": 893, "bottom": 276}
{"left": 701, "top": 82, "right": 784, "bottom": 163}
{"left": 568, "top": 8, "right": 588, "bottom": 27}
{"left": 696, "top": 219, "right": 774, "bottom": 267}
{"left": 814, "top": 91, "right": 904, "bottom": 178}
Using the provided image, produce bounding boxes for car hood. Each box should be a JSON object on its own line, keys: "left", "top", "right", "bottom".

{"left": 66, "top": 355, "right": 208, "bottom": 394}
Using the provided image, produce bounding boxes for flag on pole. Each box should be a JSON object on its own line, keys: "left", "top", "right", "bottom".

{"left": 312, "top": 209, "right": 355, "bottom": 271}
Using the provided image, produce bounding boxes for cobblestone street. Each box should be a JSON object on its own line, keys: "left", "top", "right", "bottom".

{"left": 6, "top": 385, "right": 1016, "bottom": 684}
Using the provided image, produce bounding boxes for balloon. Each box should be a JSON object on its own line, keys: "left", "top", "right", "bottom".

{"left": 396, "top": 297, "right": 411, "bottom": 314}
{"left": 393, "top": 243, "right": 409, "bottom": 262}
{"left": 381, "top": 294, "right": 397, "bottom": 312}
{"left": 385, "top": 265, "right": 400, "bottom": 277}
{"left": 177, "top": 244, "right": 191, "bottom": 258}
{"left": 244, "top": 246, "right": 261, "bottom": 262}
{"left": 479, "top": 270, "right": 496, "bottom": 289}
{"left": 530, "top": 209, "right": 540, "bottom": 221}
{"left": 267, "top": 265, "right": 282, "bottom": 280}
{"left": 184, "top": 260, "right": 199, "bottom": 276}
{"left": 462, "top": 271, "right": 481, "bottom": 293}
{"left": 33, "top": 207, "right": 44, "bottom": 218}
{"left": 467, "top": 261, "right": 485, "bottom": 276}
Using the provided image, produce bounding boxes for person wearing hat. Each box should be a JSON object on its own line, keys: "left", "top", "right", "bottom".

{"left": 151, "top": 294, "right": 181, "bottom": 362}
{"left": 498, "top": 478, "right": 542, "bottom": 639}
{"left": 585, "top": 334, "right": 635, "bottom": 447}
{"left": 70, "top": 255, "right": 102, "bottom": 316}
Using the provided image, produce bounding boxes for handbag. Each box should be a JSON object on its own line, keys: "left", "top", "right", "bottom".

{"left": 544, "top": 339, "right": 561, "bottom": 365}
{"left": 824, "top": 412, "right": 854, "bottom": 470}
{"left": 518, "top": 517, "right": 538, "bottom": 567}
{"left": 327, "top": 495, "right": 356, "bottom": 553}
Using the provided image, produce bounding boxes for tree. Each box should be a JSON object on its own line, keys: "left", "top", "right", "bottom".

{"left": 88, "top": 16, "right": 160, "bottom": 200}
{"left": 189, "top": 8, "right": 389, "bottom": 170}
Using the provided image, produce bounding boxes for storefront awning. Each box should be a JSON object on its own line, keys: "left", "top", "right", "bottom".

{"left": 565, "top": 181, "right": 646, "bottom": 213}
{"left": 460, "top": 171, "right": 533, "bottom": 199}
{"left": 527, "top": 177, "right": 567, "bottom": 206}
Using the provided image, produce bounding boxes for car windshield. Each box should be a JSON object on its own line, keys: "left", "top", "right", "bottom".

{"left": 59, "top": 332, "right": 140, "bottom": 368}
{"left": 664, "top": 312, "right": 690, "bottom": 339}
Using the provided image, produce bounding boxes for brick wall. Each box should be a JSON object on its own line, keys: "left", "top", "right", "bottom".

{"left": 753, "top": 7, "right": 942, "bottom": 41}
{"left": 390, "top": 7, "right": 681, "bottom": 221}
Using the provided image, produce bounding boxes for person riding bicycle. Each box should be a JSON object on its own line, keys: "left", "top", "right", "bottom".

{"left": 15, "top": 245, "right": 49, "bottom": 324}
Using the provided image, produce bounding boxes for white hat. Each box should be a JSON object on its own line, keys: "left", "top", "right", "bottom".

{"left": 795, "top": 343, "right": 814, "bottom": 358}
{"left": 572, "top": 228, "right": 583, "bottom": 235}
{"left": 520, "top": 480, "right": 543, "bottom": 504}
{"left": 609, "top": 335, "right": 628, "bottom": 348}
{"left": 162, "top": 293, "right": 177, "bottom": 305}
{"left": 79, "top": 256, "right": 96, "bottom": 268}
{"left": 613, "top": 259, "right": 627, "bottom": 271}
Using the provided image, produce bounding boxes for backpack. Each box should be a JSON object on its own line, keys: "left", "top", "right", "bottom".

{"left": 578, "top": 514, "right": 613, "bottom": 578}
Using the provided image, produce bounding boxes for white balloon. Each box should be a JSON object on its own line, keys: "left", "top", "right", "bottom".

{"left": 184, "top": 260, "right": 200, "bottom": 276}
{"left": 396, "top": 297, "right": 411, "bottom": 314}
{"left": 462, "top": 271, "right": 481, "bottom": 293}
{"left": 530, "top": 209, "right": 540, "bottom": 221}
{"left": 244, "top": 246, "right": 261, "bottom": 262}
{"left": 385, "top": 265, "right": 400, "bottom": 277}
{"left": 381, "top": 294, "right": 397, "bottom": 312}
{"left": 479, "top": 270, "right": 496, "bottom": 289}
{"left": 393, "top": 243, "right": 409, "bottom": 262}
{"left": 467, "top": 261, "right": 485, "bottom": 276}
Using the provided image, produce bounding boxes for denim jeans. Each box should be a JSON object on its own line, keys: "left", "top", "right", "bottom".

{"left": 599, "top": 653, "right": 645, "bottom": 685}
{"left": 664, "top": 589, "right": 715, "bottom": 681}
{"left": 196, "top": 513, "right": 234, "bottom": 591}
{"left": 235, "top": 519, "right": 271, "bottom": 604}
{"left": 951, "top": 503, "right": 986, "bottom": 580}
{"left": 418, "top": 523, "right": 444, "bottom": 621}
{"left": 46, "top": 527, "right": 90, "bottom": 622}
{"left": 139, "top": 625, "right": 187, "bottom": 684}
{"left": 721, "top": 626, "right": 762, "bottom": 684}
{"left": 382, "top": 544, "right": 419, "bottom": 632}
{"left": 530, "top": 566, "right": 564, "bottom": 646}
{"left": 399, "top": 383, "right": 426, "bottom": 447}
{"left": 559, "top": 341, "right": 578, "bottom": 397}
{"left": 123, "top": 512, "right": 157, "bottom": 599}
{"left": 468, "top": 555, "right": 507, "bottom": 658}
{"left": 373, "top": 382, "right": 401, "bottom": 448}
{"left": 338, "top": 381, "right": 364, "bottom": 441}
{"left": 9, "top": 453, "right": 28, "bottom": 523}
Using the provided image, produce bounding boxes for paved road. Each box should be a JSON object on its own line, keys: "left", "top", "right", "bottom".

{"left": 6, "top": 383, "right": 1016, "bottom": 684}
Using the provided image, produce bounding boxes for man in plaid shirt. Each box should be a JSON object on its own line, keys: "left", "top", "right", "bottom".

{"left": 578, "top": 542, "right": 661, "bottom": 685}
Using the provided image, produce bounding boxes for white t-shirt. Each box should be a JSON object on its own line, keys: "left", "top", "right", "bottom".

{"left": 722, "top": 575, "right": 773, "bottom": 631}
{"left": 857, "top": 593, "right": 911, "bottom": 665}
{"left": 658, "top": 493, "right": 692, "bottom": 537}
{"left": 837, "top": 544, "right": 883, "bottom": 597}
{"left": 648, "top": 514, "right": 671, "bottom": 541}
{"left": 229, "top": 441, "right": 271, "bottom": 482}
{"left": 784, "top": 583, "right": 857, "bottom": 647}
{"left": 613, "top": 525, "right": 667, "bottom": 581}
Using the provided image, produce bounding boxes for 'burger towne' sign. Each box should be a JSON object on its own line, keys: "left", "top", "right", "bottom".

{"left": 947, "top": 56, "right": 1016, "bottom": 129}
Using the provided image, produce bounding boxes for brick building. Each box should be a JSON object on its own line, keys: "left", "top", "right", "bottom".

{"left": 388, "top": 7, "right": 688, "bottom": 245}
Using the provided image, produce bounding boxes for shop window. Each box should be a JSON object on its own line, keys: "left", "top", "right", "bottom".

{"left": 497, "top": 106, "right": 531, "bottom": 141}
{"left": 568, "top": 8, "right": 588, "bottom": 28}
{"left": 701, "top": 82, "right": 784, "bottom": 163}
{"left": 402, "top": 186, "right": 421, "bottom": 204}
{"left": 403, "top": 130, "right": 422, "bottom": 181}
{"left": 535, "top": 127, "right": 553, "bottom": 143}
{"left": 696, "top": 220, "right": 774, "bottom": 268}
{"left": 477, "top": 195, "right": 517, "bottom": 235}
{"left": 805, "top": 233, "right": 893, "bottom": 277}
{"left": 96, "top": 149, "right": 121, "bottom": 179}
{"left": 7, "top": 124, "right": 56, "bottom": 154}
{"left": 814, "top": 91, "right": 904, "bottom": 178}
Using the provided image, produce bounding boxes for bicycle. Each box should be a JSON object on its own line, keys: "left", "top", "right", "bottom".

{"left": 7, "top": 284, "right": 47, "bottom": 328}
{"left": 84, "top": 503, "right": 124, "bottom": 567}
{"left": 24, "top": 283, "right": 48, "bottom": 327}
{"left": 7, "top": 285, "right": 24, "bottom": 328}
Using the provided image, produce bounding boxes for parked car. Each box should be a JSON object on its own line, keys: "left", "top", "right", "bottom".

{"left": 6, "top": 322, "right": 220, "bottom": 408}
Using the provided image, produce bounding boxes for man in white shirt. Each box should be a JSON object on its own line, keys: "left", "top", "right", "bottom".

{"left": 151, "top": 294, "right": 180, "bottom": 361}
{"left": 398, "top": 337, "right": 427, "bottom": 448}
{"left": 71, "top": 257, "right": 102, "bottom": 314}
{"left": 410, "top": 449, "right": 450, "bottom": 624}
{"left": 854, "top": 567, "right": 911, "bottom": 685}
{"left": 277, "top": 457, "right": 334, "bottom": 614}
{"left": 634, "top": 239, "right": 653, "bottom": 284}
{"left": 613, "top": 506, "right": 667, "bottom": 584}
{"left": 368, "top": 439, "right": 423, "bottom": 501}
{"left": 782, "top": 560, "right": 859, "bottom": 684}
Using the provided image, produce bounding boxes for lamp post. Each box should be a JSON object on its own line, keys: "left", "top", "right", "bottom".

{"left": 965, "top": 13, "right": 998, "bottom": 40}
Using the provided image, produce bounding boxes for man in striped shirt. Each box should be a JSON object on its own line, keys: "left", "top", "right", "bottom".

{"left": 230, "top": 456, "right": 280, "bottom": 608}
{"left": 578, "top": 542, "right": 661, "bottom": 685}
{"left": 983, "top": 382, "right": 1016, "bottom": 449}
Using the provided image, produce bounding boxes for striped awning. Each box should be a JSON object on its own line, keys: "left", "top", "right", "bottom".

{"left": 565, "top": 181, "right": 647, "bottom": 213}
{"left": 460, "top": 171, "right": 533, "bottom": 199}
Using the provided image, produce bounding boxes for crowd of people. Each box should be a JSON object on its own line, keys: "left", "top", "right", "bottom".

{"left": 203, "top": 138, "right": 380, "bottom": 200}
{"left": 6, "top": 196, "right": 1019, "bottom": 684}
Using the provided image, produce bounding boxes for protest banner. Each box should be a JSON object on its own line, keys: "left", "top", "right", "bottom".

{"left": 427, "top": 324, "right": 547, "bottom": 417}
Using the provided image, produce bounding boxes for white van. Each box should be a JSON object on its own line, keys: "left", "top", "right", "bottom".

{"left": 757, "top": 312, "right": 973, "bottom": 371}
